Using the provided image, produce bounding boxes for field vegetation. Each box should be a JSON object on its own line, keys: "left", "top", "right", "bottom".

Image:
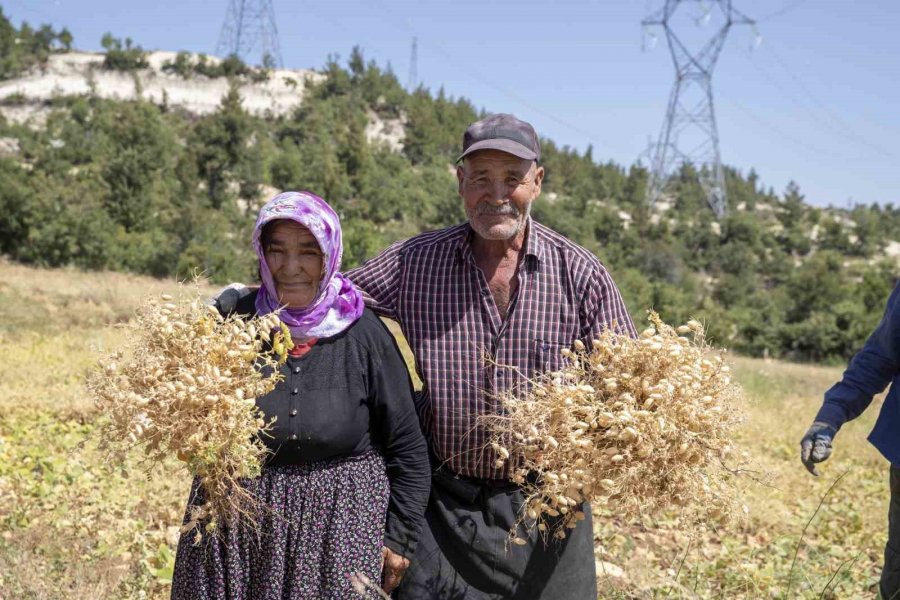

{"left": 0, "top": 260, "right": 890, "bottom": 599}
{"left": 2, "top": 13, "right": 900, "bottom": 366}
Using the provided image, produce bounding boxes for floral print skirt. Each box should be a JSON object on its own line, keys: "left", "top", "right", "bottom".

{"left": 171, "top": 450, "right": 389, "bottom": 600}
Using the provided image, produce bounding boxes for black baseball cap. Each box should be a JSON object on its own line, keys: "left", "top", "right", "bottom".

{"left": 457, "top": 113, "right": 541, "bottom": 163}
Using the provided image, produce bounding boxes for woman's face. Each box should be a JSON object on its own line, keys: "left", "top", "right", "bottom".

{"left": 263, "top": 220, "right": 325, "bottom": 309}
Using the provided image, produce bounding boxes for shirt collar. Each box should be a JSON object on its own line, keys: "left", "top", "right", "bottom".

{"left": 455, "top": 218, "right": 545, "bottom": 268}
{"left": 521, "top": 218, "right": 546, "bottom": 266}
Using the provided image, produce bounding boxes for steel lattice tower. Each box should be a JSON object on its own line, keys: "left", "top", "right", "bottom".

{"left": 643, "top": 1, "right": 753, "bottom": 218}
{"left": 216, "top": 0, "right": 283, "bottom": 68}
{"left": 407, "top": 36, "right": 418, "bottom": 91}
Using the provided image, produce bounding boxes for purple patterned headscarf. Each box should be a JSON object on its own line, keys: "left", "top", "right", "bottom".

{"left": 252, "top": 191, "right": 364, "bottom": 339}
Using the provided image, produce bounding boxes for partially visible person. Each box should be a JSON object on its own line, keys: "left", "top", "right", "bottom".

{"left": 171, "top": 191, "right": 430, "bottom": 599}
{"left": 801, "top": 284, "right": 900, "bottom": 600}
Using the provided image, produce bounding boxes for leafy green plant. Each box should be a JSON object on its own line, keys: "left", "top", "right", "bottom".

{"left": 101, "top": 33, "right": 149, "bottom": 71}
{"left": 0, "top": 8, "right": 72, "bottom": 80}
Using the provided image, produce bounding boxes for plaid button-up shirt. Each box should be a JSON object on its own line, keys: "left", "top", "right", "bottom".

{"left": 347, "top": 219, "right": 636, "bottom": 480}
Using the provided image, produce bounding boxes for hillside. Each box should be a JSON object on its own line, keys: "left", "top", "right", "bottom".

{"left": 1, "top": 12, "right": 900, "bottom": 364}
{"left": 0, "top": 50, "right": 406, "bottom": 151}
{"left": 0, "top": 49, "right": 887, "bottom": 261}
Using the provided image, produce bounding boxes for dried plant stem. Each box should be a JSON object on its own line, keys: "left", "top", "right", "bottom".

{"left": 664, "top": 532, "right": 695, "bottom": 599}
{"left": 349, "top": 572, "right": 391, "bottom": 599}
{"left": 786, "top": 470, "right": 848, "bottom": 598}
{"left": 819, "top": 550, "right": 862, "bottom": 600}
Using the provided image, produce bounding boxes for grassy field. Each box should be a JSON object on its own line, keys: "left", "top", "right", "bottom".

{"left": 0, "top": 259, "right": 891, "bottom": 599}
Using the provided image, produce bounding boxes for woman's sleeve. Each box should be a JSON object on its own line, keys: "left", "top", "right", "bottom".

{"left": 367, "top": 322, "right": 431, "bottom": 559}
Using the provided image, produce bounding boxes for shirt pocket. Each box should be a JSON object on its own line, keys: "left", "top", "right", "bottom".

{"left": 533, "top": 338, "right": 570, "bottom": 374}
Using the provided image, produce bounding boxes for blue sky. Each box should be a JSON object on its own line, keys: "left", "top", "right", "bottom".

{"left": 5, "top": 0, "right": 899, "bottom": 208}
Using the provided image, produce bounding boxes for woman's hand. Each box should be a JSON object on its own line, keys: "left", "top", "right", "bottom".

{"left": 381, "top": 546, "right": 410, "bottom": 594}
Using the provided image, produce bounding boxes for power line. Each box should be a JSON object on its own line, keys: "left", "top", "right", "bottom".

{"left": 734, "top": 41, "right": 894, "bottom": 160}
{"left": 293, "top": 0, "right": 414, "bottom": 84}
{"left": 366, "top": 0, "right": 615, "bottom": 152}
{"left": 760, "top": 41, "right": 894, "bottom": 158}
{"left": 736, "top": 47, "right": 857, "bottom": 149}
{"left": 407, "top": 36, "right": 418, "bottom": 91}
{"left": 718, "top": 91, "right": 863, "bottom": 162}
{"left": 757, "top": 0, "right": 809, "bottom": 23}
{"left": 295, "top": 0, "right": 373, "bottom": 49}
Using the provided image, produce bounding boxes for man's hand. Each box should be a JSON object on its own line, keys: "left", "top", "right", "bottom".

{"left": 381, "top": 546, "right": 410, "bottom": 595}
{"left": 800, "top": 421, "right": 837, "bottom": 476}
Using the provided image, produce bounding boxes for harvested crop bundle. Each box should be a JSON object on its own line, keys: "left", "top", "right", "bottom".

{"left": 488, "top": 312, "right": 746, "bottom": 540}
{"left": 87, "top": 288, "right": 292, "bottom": 539}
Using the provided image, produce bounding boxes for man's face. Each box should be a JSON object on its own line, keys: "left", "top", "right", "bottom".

{"left": 263, "top": 220, "right": 325, "bottom": 309}
{"left": 457, "top": 149, "right": 544, "bottom": 242}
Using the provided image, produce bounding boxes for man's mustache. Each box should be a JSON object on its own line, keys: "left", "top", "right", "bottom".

{"left": 476, "top": 203, "right": 519, "bottom": 216}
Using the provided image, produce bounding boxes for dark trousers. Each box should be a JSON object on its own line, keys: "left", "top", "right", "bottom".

{"left": 884, "top": 466, "right": 900, "bottom": 600}
{"left": 395, "top": 467, "right": 597, "bottom": 600}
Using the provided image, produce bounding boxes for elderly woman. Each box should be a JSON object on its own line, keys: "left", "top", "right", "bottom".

{"left": 171, "top": 192, "right": 430, "bottom": 599}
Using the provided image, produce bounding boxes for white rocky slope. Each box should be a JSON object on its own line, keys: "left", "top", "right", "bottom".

{"left": 0, "top": 50, "right": 405, "bottom": 150}
{"left": 0, "top": 51, "right": 321, "bottom": 123}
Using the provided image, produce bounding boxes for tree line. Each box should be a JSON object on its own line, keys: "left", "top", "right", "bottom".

{"left": 1, "top": 13, "right": 898, "bottom": 363}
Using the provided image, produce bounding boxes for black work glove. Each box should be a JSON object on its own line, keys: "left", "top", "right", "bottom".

{"left": 799, "top": 421, "right": 837, "bottom": 477}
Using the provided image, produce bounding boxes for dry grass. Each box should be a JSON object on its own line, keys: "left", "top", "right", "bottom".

{"left": 0, "top": 261, "right": 891, "bottom": 599}
{"left": 0, "top": 257, "right": 194, "bottom": 338}
{"left": 595, "top": 356, "right": 889, "bottom": 598}
{"left": 0, "top": 257, "right": 216, "bottom": 416}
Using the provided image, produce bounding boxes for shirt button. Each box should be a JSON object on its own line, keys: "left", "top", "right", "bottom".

{"left": 292, "top": 388, "right": 299, "bottom": 395}
{"left": 290, "top": 409, "right": 298, "bottom": 417}
{"left": 288, "top": 433, "right": 298, "bottom": 441}
{"left": 293, "top": 366, "right": 301, "bottom": 374}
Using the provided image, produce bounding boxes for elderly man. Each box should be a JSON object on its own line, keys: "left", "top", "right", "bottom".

{"left": 801, "top": 284, "right": 900, "bottom": 600}
{"left": 348, "top": 113, "right": 636, "bottom": 599}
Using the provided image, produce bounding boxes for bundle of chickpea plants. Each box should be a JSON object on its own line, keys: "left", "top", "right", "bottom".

{"left": 87, "top": 287, "right": 293, "bottom": 540}
{"left": 490, "top": 312, "right": 746, "bottom": 542}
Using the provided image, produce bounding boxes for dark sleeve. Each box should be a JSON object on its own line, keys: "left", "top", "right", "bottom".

{"left": 366, "top": 321, "right": 431, "bottom": 558}
{"left": 816, "top": 283, "right": 900, "bottom": 430}
{"left": 212, "top": 284, "right": 255, "bottom": 317}
{"left": 345, "top": 241, "right": 404, "bottom": 320}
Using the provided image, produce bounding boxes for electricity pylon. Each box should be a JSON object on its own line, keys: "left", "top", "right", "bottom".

{"left": 643, "top": 1, "right": 753, "bottom": 218}
{"left": 407, "top": 36, "right": 418, "bottom": 91}
{"left": 216, "top": 0, "right": 283, "bottom": 68}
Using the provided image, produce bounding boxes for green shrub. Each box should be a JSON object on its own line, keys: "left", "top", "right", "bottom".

{"left": 101, "top": 33, "right": 149, "bottom": 71}
{"left": 0, "top": 8, "right": 72, "bottom": 80}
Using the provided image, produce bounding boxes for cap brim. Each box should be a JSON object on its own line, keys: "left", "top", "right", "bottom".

{"left": 456, "top": 138, "right": 538, "bottom": 163}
